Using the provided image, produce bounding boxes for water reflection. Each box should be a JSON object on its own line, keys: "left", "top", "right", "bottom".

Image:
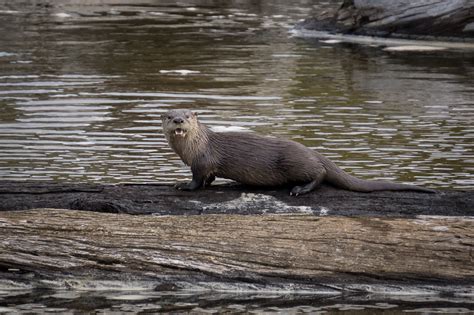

{"left": 1, "top": 289, "right": 473, "bottom": 314}
{"left": 0, "top": 0, "right": 473, "bottom": 188}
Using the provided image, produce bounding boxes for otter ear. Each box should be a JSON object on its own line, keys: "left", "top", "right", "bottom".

{"left": 192, "top": 112, "right": 198, "bottom": 117}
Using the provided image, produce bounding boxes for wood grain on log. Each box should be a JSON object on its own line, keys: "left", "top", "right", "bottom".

{"left": 0, "top": 209, "right": 473, "bottom": 293}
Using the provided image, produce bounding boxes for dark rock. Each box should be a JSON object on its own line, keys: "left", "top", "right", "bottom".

{"left": 297, "top": 0, "right": 474, "bottom": 40}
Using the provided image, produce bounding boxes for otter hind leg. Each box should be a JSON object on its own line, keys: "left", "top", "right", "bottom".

{"left": 204, "top": 175, "right": 215, "bottom": 188}
{"left": 290, "top": 174, "right": 324, "bottom": 197}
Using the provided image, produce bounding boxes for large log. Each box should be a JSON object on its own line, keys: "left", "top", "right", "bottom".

{"left": 298, "top": 0, "right": 474, "bottom": 40}
{"left": 0, "top": 181, "right": 472, "bottom": 217}
{"left": 0, "top": 209, "right": 473, "bottom": 293}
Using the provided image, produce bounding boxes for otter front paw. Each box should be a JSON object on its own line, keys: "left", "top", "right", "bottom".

{"left": 174, "top": 181, "right": 201, "bottom": 191}
{"left": 174, "top": 182, "right": 194, "bottom": 191}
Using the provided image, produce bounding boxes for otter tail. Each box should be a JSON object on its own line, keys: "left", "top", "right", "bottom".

{"left": 320, "top": 156, "right": 435, "bottom": 193}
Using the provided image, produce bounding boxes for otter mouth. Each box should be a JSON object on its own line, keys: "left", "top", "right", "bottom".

{"left": 174, "top": 128, "right": 187, "bottom": 137}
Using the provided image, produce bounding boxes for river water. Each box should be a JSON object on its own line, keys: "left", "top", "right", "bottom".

{"left": 0, "top": 0, "right": 473, "bottom": 189}
{"left": 0, "top": 0, "right": 473, "bottom": 313}
{"left": 1, "top": 289, "right": 474, "bottom": 314}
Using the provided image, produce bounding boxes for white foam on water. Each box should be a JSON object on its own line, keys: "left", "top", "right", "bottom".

{"left": 95, "top": 92, "right": 281, "bottom": 101}
{"left": 364, "top": 100, "right": 384, "bottom": 104}
{"left": 54, "top": 13, "right": 73, "bottom": 18}
{"left": 160, "top": 69, "right": 200, "bottom": 75}
{"left": 292, "top": 29, "right": 474, "bottom": 50}
{"left": 0, "top": 10, "right": 19, "bottom": 14}
{"left": 0, "top": 52, "right": 16, "bottom": 57}
{"left": 384, "top": 45, "right": 447, "bottom": 52}
{"left": 210, "top": 125, "right": 249, "bottom": 132}
{"left": 107, "top": 294, "right": 156, "bottom": 301}
{"left": 321, "top": 39, "right": 342, "bottom": 44}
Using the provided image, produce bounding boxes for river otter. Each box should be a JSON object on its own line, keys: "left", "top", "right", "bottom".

{"left": 162, "top": 109, "right": 435, "bottom": 195}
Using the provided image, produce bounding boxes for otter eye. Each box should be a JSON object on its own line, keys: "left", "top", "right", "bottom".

{"left": 185, "top": 115, "right": 190, "bottom": 119}
{"left": 167, "top": 116, "right": 172, "bottom": 120}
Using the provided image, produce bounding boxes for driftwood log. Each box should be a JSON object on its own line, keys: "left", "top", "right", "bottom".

{"left": 298, "top": 0, "right": 474, "bottom": 40}
{"left": 0, "top": 181, "right": 473, "bottom": 293}
{"left": 0, "top": 209, "right": 473, "bottom": 294}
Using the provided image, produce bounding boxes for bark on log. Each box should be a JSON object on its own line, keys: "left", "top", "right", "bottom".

{"left": 298, "top": 0, "right": 474, "bottom": 40}
{"left": 0, "top": 209, "right": 473, "bottom": 293}
{"left": 0, "top": 181, "right": 473, "bottom": 217}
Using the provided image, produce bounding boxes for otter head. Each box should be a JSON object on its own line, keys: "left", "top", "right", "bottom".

{"left": 161, "top": 109, "right": 198, "bottom": 140}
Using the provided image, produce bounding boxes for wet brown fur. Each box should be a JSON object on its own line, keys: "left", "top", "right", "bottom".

{"left": 162, "top": 109, "right": 435, "bottom": 195}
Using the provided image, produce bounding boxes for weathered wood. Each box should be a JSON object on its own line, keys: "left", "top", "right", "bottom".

{"left": 0, "top": 181, "right": 472, "bottom": 217}
{"left": 298, "top": 0, "right": 474, "bottom": 40}
{"left": 0, "top": 209, "right": 473, "bottom": 293}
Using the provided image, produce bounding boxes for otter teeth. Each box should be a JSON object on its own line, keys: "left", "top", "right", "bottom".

{"left": 175, "top": 128, "right": 186, "bottom": 137}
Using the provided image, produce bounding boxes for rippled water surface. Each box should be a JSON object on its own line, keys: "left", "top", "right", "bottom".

{"left": 2, "top": 289, "right": 474, "bottom": 314}
{"left": 0, "top": 0, "right": 473, "bottom": 189}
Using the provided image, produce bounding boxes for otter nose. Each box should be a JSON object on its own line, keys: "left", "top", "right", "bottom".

{"left": 173, "top": 117, "right": 184, "bottom": 124}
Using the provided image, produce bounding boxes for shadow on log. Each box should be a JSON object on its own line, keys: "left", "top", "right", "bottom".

{"left": 0, "top": 181, "right": 473, "bottom": 217}
{"left": 0, "top": 209, "right": 473, "bottom": 293}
